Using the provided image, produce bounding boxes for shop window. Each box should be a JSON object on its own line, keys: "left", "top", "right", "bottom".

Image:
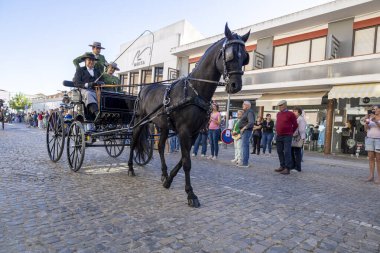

{"left": 311, "top": 37, "right": 326, "bottom": 62}
{"left": 354, "top": 27, "right": 376, "bottom": 56}
{"left": 142, "top": 69, "right": 152, "bottom": 84}
{"left": 188, "top": 62, "right": 197, "bottom": 73}
{"left": 154, "top": 67, "right": 163, "bottom": 82}
{"left": 130, "top": 72, "right": 139, "bottom": 95}
{"left": 273, "top": 45, "right": 287, "bottom": 67}
{"left": 120, "top": 74, "right": 128, "bottom": 93}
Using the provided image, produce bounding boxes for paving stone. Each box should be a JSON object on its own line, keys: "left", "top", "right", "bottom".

{"left": 0, "top": 123, "right": 379, "bottom": 252}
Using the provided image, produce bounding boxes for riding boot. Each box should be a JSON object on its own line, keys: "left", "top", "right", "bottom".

{"left": 87, "top": 103, "right": 98, "bottom": 121}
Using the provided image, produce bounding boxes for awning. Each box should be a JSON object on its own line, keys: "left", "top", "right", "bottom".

{"left": 213, "top": 94, "right": 262, "bottom": 101}
{"left": 328, "top": 83, "right": 380, "bottom": 99}
{"left": 256, "top": 91, "right": 327, "bottom": 107}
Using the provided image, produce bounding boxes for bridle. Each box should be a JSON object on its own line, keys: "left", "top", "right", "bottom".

{"left": 220, "top": 38, "right": 246, "bottom": 83}
{"left": 188, "top": 37, "right": 247, "bottom": 87}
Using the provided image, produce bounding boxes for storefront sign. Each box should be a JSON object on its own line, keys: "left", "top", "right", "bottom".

{"left": 359, "top": 97, "right": 380, "bottom": 105}
{"left": 335, "top": 116, "right": 343, "bottom": 122}
{"left": 132, "top": 47, "right": 152, "bottom": 67}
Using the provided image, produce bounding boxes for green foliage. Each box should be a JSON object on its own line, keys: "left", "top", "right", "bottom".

{"left": 9, "top": 93, "right": 31, "bottom": 110}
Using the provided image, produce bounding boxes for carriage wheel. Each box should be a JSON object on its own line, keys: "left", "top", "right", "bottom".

{"left": 104, "top": 134, "right": 126, "bottom": 158}
{"left": 134, "top": 139, "right": 154, "bottom": 166}
{"left": 66, "top": 121, "right": 85, "bottom": 172}
{"left": 46, "top": 111, "right": 65, "bottom": 162}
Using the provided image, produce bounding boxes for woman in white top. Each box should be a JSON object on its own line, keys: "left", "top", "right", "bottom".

{"left": 364, "top": 105, "right": 380, "bottom": 184}
{"left": 291, "top": 107, "right": 307, "bottom": 172}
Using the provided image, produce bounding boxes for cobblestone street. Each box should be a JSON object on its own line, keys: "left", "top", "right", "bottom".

{"left": 1, "top": 123, "right": 380, "bottom": 253}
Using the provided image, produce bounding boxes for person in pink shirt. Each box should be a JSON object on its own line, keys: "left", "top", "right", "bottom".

{"left": 208, "top": 103, "right": 221, "bottom": 160}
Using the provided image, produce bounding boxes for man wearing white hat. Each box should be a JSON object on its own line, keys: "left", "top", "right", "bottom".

{"left": 73, "top": 42, "right": 108, "bottom": 73}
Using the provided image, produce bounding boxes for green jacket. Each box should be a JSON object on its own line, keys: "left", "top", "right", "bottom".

{"left": 233, "top": 119, "right": 241, "bottom": 134}
{"left": 73, "top": 53, "right": 107, "bottom": 73}
{"left": 103, "top": 73, "right": 121, "bottom": 92}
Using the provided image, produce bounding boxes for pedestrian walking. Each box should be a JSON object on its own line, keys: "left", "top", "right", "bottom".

{"left": 262, "top": 113, "right": 274, "bottom": 156}
{"left": 274, "top": 100, "right": 298, "bottom": 175}
{"left": 251, "top": 116, "right": 263, "bottom": 155}
{"left": 237, "top": 101, "right": 255, "bottom": 168}
{"left": 364, "top": 105, "right": 380, "bottom": 184}
{"left": 291, "top": 107, "right": 307, "bottom": 172}
{"left": 231, "top": 110, "right": 243, "bottom": 164}
{"left": 208, "top": 103, "right": 221, "bottom": 160}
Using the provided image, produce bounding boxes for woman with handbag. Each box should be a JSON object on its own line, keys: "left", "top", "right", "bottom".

{"left": 291, "top": 107, "right": 307, "bottom": 172}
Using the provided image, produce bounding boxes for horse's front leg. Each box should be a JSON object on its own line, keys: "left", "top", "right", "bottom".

{"left": 180, "top": 134, "right": 200, "bottom": 207}
{"left": 163, "top": 159, "right": 182, "bottom": 189}
{"left": 158, "top": 129, "right": 169, "bottom": 182}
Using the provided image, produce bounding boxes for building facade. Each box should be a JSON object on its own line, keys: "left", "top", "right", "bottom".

{"left": 116, "top": 20, "right": 204, "bottom": 95}
{"left": 171, "top": 0, "right": 380, "bottom": 155}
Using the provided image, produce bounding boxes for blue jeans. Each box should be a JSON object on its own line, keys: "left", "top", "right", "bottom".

{"left": 170, "top": 135, "right": 180, "bottom": 152}
{"left": 193, "top": 132, "right": 207, "bottom": 155}
{"left": 276, "top": 135, "right": 293, "bottom": 169}
{"left": 241, "top": 130, "right": 252, "bottom": 165}
{"left": 262, "top": 132, "right": 274, "bottom": 154}
{"left": 208, "top": 129, "right": 220, "bottom": 157}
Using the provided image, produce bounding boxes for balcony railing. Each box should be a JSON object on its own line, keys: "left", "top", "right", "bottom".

{"left": 243, "top": 53, "right": 380, "bottom": 85}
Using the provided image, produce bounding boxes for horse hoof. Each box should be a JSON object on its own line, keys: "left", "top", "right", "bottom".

{"left": 128, "top": 170, "right": 136, "bottom": 177}
{"left": 188, "top": 198, "right": 200, "bottom": 208}
{"left": 161, "top": 175, "right": 168, "bottom": 182}
{"left": 163, "top": 179, "right": 171, "bottom": 189}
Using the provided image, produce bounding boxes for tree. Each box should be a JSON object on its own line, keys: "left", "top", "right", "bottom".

{"left": 9, "top": 93, "right": 31, "bottom": 111}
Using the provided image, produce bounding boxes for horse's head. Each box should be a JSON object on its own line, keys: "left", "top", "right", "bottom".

{"left": 217, "top": 23, "right": 250, "bottom": 94}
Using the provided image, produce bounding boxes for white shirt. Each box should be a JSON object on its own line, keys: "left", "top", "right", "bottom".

{"left": 86, "top": 67, "right": 94, "bottom": 77}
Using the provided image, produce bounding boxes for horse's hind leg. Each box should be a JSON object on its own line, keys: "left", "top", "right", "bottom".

{"left": 163, "top": 159, "right": 182, "bottom": 189}
{"left": 158, "top": 128, "right": 169, "bottom": 182}
{"left": 127, "top": 125, "right": 142, "bottom": 176}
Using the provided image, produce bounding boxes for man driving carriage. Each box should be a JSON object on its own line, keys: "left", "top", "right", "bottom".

{"left": 73, "top": 41, "right": 108, "bottom": 73}
{"left": 72, "top": 52, "right": 104, "bottom": 120}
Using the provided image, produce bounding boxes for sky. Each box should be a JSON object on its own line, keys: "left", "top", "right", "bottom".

{"left": 0, "top": 0, "right": 333, "bottom": 96}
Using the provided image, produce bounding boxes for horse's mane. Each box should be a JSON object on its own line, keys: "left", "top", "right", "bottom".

{"left": 190, "top": 33, "right": 242, "bottom": 75}
{"left": 189, "top": 37, "right": 225, "bottom": 75}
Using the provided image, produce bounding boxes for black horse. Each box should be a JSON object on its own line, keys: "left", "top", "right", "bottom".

{"left": 128, "top": 24, "right": 250, "bottom": 207}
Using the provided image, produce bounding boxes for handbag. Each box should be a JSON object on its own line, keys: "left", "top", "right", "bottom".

{"left": 292, "top": 130, "right": 304, "bottom": 147}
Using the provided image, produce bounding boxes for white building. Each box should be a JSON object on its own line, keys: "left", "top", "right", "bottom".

{"left": 117, "top": 20, "right": 204, "bottom": 95}
{"left": 171, "top": 0, "right": 380, "bottom": 155}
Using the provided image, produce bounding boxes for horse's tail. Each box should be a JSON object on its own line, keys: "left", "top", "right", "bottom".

{"left": 134, "top": 121, "right": 150, "bottom": 160}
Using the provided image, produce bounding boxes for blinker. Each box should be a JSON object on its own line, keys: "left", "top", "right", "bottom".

{"left": 225, "top": 46, "right": 234, "bottom": 62}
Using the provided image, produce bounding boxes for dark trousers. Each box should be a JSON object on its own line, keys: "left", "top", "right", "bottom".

{"left": 291, "top": 147, "right": 302, "bottom": 171}
{"left": 193, "top": 132, "right": 207, "bottom": 155}
{"left": 276, "top": 135, "right": 293, "bottom": 169}
{"left": 252, "top": 135, "right": 261, "bottom": 154}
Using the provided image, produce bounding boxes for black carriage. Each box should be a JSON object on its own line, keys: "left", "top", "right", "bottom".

{"left": 46, "top": 81, "right": 154, "bottom": 171}
{"left": 0, "top": 99, "right": 5, "bottom": 130}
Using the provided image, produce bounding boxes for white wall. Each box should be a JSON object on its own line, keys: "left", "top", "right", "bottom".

{"left": 118, "top": 20, "right": 204, "bottom": 79}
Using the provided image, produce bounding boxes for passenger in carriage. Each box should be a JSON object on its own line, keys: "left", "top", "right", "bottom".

{"left": 73, "top": 42, "right": 108, "bottom": 73}
{"left": 72, "top": 52, "right": 104, "bottom": 120}
{"left": 103, "top": 62, "right": 122, "bottom": 92}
